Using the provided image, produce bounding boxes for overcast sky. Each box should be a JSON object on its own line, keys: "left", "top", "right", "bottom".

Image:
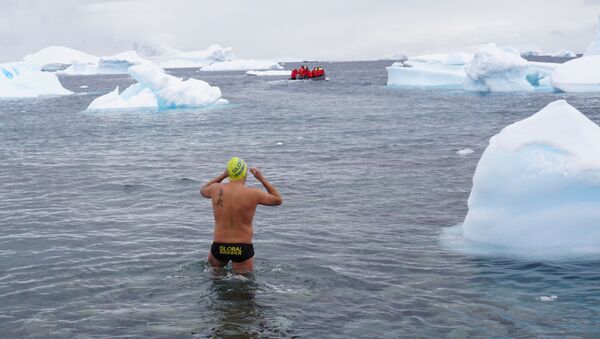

{"left": 1, "top": 0, "right": 600, "bottom": 62}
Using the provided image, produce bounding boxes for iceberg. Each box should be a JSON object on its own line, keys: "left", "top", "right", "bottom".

{"left": 551, "top": 55, "right": 600, "bottom": 92}
{"left": 386, "top": 53, "right": 471, "bottom": 87}
{"left": 23, "top": 46, "right": 98, "bottom": 67}
{"left": 456, "top": 100, "right": 600, "bottom": 259}
{"left": 246, "top": 70, "right": 290, "bottom": 76}
{"left": 0, "top": 62, "right": 72, "bottom": 97}
{"left": 584, "top": 15, "right": 600, "bottom": 56}
{"left": 465, "top": 43, "right": 533, "bottom": 92}
{"left": 201, "top": 59, "right": 283, "bottom": 72}
{"left": 159, "top": 44, "right": 235, "bottom": 68}
{"left": 87, "top": 61, "right": 225, "bottom": 111}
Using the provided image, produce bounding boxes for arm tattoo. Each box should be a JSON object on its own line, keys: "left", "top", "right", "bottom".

{"left": 216, "top": 188, "right": 224, "bottom": 208}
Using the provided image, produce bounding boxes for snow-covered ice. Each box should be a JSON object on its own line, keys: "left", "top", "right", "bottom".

{"left": 465, "top": 44, "right": 533, "bottom": 92}
{"left": 246, "top": 70, "right": 290, "bottom": 76}
{"left": 87, "top": 61, "right": 225, "bottom": 111}
{"left": 201, "top": 59, "right": 283, "bottom": 72}
{"left": 0, "top": 62, "right": 72, "bottom": 97}
{"left": 449, "top": 100, "right": 600, "bottom": 259}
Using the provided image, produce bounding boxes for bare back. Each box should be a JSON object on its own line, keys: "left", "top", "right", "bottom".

{"left": 209, "top": 182, "right": 261, "bottom": 243}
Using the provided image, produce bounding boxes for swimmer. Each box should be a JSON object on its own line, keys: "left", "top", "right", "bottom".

{"left": 200, "top": 157, "right": 283, "bottom": 273}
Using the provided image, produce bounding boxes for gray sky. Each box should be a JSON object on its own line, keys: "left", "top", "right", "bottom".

{"left": 1, "top": 0, "right": 600, "bottom": 62}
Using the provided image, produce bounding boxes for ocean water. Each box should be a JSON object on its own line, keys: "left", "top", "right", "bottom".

{"left": 1, "top": 61, "right": 600, "bottom": 338}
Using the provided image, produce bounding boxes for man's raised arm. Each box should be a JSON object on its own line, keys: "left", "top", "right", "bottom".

{"left": 200, "top": 170, "right": 228, "bottom": 198}
{"left": 250, "top": 167, "right": 283, "bottom": 206}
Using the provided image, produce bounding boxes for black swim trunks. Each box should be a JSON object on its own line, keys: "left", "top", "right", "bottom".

{"left": 211, "top": 242, "right": 254, "bottom": 263}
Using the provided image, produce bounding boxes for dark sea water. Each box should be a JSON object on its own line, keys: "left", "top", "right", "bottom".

{"left": 1, "top": 60, "right": 600, "bottom": 338}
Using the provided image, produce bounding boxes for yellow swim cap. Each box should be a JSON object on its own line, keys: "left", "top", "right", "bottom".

{"left": 227, "top": 157, "right": 247, "bottom": 180}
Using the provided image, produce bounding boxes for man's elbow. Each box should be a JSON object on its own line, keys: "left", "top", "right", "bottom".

{"left": 200, "top": 188, "right": 210, "bottom": 198}
{"left": 272, "top": 196, "right": 283, "bottom": 206}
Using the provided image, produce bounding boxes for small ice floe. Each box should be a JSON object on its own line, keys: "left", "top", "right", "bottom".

{"left": 80, "top": 85, "right": 88, "bottom": 88}
{"left": 538, "top": 295, "right": 558, "bottom": 302}
{"left": 276, "top": 142, "right": 283, "bottom": 145}
{"left": 456, "top": 148, "right": 474, "bottom": 156}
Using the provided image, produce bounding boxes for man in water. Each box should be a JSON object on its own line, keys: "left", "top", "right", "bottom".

{"left": 200, "top": 157, "right": 282, "bottom": 273}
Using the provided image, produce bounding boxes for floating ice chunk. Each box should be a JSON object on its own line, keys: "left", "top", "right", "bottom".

{"left": 457, "top": 148, "right": 474, "bottom": 156}
{"left": 129, "top": 62, "right": 223, "bottom": 108}
{"left": 87, "top": 61, "right": 225, "bottom": 111}
{"left": 584, "top": 15, "right": 600, "bottom": 56}
{"left": 459, "top": 100, "right": 600, "bottom": 259}
{"left": 0, "top": 62, "right": 72, "bottom": 97}
{"left": 551, "top": 55, "right": 600, "bottom": 92}
{"left": 552, "top": 49, "right": 577, "bottom": 58}
{"left": 201, "top": 59, "right": 283, "bottom": 72}
{"left": 23, "top": 46, "right": 98, "bottom": 67}
{"left": 465, "top": 43, "right": 533, "bottom": 92}
{"left": 246, "top": 70, "right": 290, "bottom": 76}
{"left": 538, "top": 295, "right": 558, "bottom": 302}
{"left": 386, "top": 52, "right": 472, "bottom": 87}
{"left": 80, "top": 85, "right": 88, "bottom": 88}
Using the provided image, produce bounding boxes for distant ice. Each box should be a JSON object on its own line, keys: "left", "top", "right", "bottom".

{"left": 202, "top": 59, "right": 283, "bottom": 72}
{"left": 445, "top": 100, "right": 600, "bottom": 260}
{"left": 457, "top": 148, "right": 474, "bottom": 156}
{"left": 246, "top": 70, "right": 290, "bottom": 76}
{"left": 0, "top": 62, "right": 72, "bottom": 97}
{"left": 80, "top": 85, "right": 88, "bottom": 88}
{"left": 159, "top": 44, "right": 235, "bottom": 68}
{"left": 465, "top": 43, "right": 533, "bottom": 92}
{"left": 520, "top": 47, "right": 544, "bottom": 57}
{"left": 87, "top": 61, "right": 225, "bottom": 111}
{"left": 551, "top": 49, "right": 577, "bottom": 58}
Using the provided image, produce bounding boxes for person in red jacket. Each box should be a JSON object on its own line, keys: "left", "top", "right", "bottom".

{"left": 290, "top": 68, "right": 298, "bottom": 80}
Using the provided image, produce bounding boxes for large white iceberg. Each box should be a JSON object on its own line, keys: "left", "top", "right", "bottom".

{"left": 87, "top": 61, "right": 225, "bottom": 111}
{"left": 551, "top": 56, "right": 600, "bottom": 92}
{"left": 465, "top": 44, "right": 533, "bottom": 92}
{"left": 386, "top": 53, "right": 471, "bottom": 87}
{"left": 0, "top": 62, "right": 72, "bottom": 97}
{"left": 386, "top": 45, "right": 548, "bottom": 91}
{"left": 454, "top": 100, "right": 600, "bottom": 259}
{"left": 201, "top": 59, "right": 283, "bottom": 72}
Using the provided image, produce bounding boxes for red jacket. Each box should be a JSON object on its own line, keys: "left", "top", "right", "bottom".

{"left": 291, "top": 69, "right": 298, "bottom": 79}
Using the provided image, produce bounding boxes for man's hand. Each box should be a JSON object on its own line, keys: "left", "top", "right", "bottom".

{"left": 250, "top": 167, "right": 263, "bottom": 180}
